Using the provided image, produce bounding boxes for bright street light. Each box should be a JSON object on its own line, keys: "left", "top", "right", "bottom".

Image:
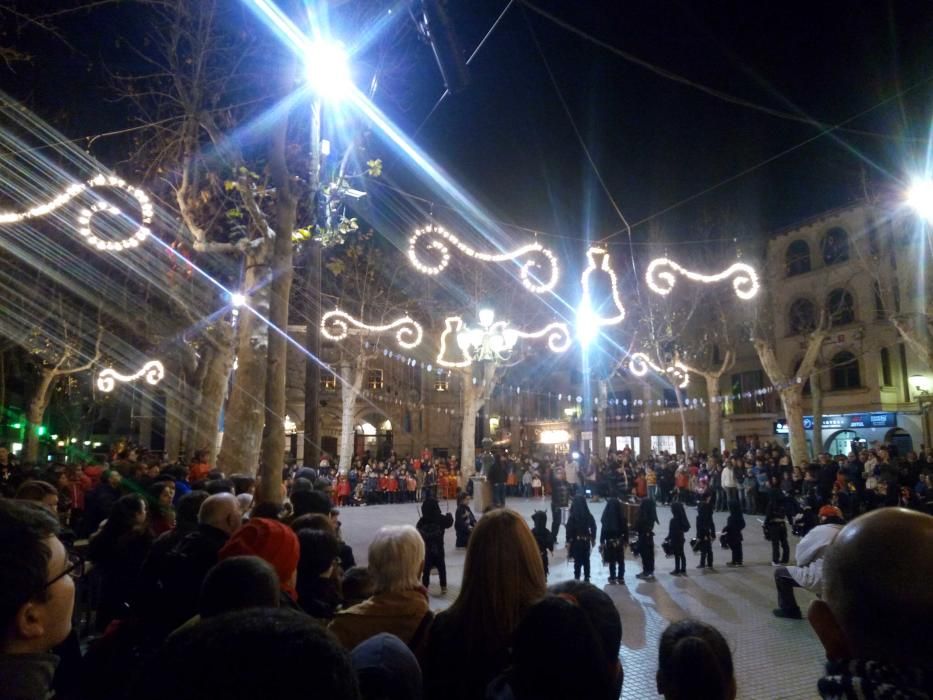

{"left": 576, "top": 295, "right": 598, "bottom": 349}
{"left": 305, "top": 39, "right": 351, "bottom": 100}
{"left": 231, "top": 292, "right": 246, "bottom": 308}
{"left": 906, "top": 178, "right": 933, "bottom": 222}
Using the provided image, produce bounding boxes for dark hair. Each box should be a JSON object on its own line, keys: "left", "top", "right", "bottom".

{"left": 291, "top": 489, "right": 331, "bottom": 517}
{"left": 147, "top": 481, "right": 174, "bottom": 503}
{"left": 290, "top": 513, "right": 335, "bottom": 535}
{"left": 136, "top": 608, "right": 359, "bottom": 700}
{"left": 548, "top": 580, "right": 622, "bottom": 664}
{"left": 509, "top": 595, "right": 611, "bottom": 699}
{"left": 176, "top": 491, "right": 210, "bottom": 531}
{"left": 297, "top": 529, "right": 340, "bottom": 579}
{"left": 658, "top": 619, "right": 734, "bottom": 700}
{"left": 341, "top": 566, "right": 375, "bottom": 607}
{"left": 249, "top": 502, "right": 283, "bottom": 520}
{"left": 291, "top": 477, "right": 314, "bottom": 494}
{"left": 199, "top": 556, "right": 280, "bottom": 618}
{"left": 0, "top": 500, "right": 60, "bottom": 631}
{"left": 88, "top": 494, "right": 147, "bottom": 562}
{"left": 204, "top": 478, "right": 235, "bottom": 495}
{"left": 230, "top": 474, "right": 255, "bottom": 496}
{"left": 15, "top": 480, "right": 58, "bottom": 502}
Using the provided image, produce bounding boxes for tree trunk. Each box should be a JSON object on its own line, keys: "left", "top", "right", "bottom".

{"left": 780, "top": 385, "right": 810, "bottom": 467}
{"left": 337, "top": 358, "right": 364, "bottom": 471}
{"left": 258, "top": 59, "right": 299, "bottom": 505}
{"left": 810, "top": 372, "right": 823, "bottom": 456}
{"left": 25, "top": 371, "right": 55, "bottom": 464}
{"left": 191, "top": 324, "right": 236, "bottom": 465}
{"left": 217, "top": 264, "right": 269, "bottom": 476}
{"left": 459, "top": 363, "right": 498, "bottom": 479}
{"left": 705, "top": 374, "right": 723, "bottom": 452}
{"left": 596, "top": 379, "right": 608, "bottom": 459}
{"left": 639, "top": 382, "right": 653, "bottom": 458}
{"left": 673, "top": 384, "right": 690, "bottom": 454}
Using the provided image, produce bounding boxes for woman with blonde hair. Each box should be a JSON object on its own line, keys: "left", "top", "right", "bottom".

{"left": 423, "top": 508, "right": 546, "bottom": 700}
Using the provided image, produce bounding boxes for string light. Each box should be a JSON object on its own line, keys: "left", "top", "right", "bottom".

{"left": 505, "top": 322, "right": 572, "bottom": 353}
{"left": 97, "top": 360, "right": 165, "bottom": 393}
{"left": 437, "top": 317, "right": 475, "bottom": 368}
{"left": 321, "top": 310, "right": 424, "bottom": 349}
{"left": 645, "top": 258, "right": 760, "bottom": 300}
{"left": 628, "top": 352, "right": 690, "bottom": 388}
{"left": 579, "top": 246, "right": 626, "bottom": 326}
{"left": 436, "top": 312, "right": 571, "bottom": 368}
{"left": 407, "top": 224, "right": 559, "bottom": 293}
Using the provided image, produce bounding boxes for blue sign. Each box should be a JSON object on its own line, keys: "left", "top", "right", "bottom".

{"left": 774, "top": 412, "right": 897, "bottom": 435}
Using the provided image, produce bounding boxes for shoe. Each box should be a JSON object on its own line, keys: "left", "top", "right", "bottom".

{"left": 726, "top": 562, "right": 739, "bottom": 567}
{"left": 635, "top": 572, "right": 647, "bottom": 579}
{"left": 696, "top": 564, "right": 706, "bottom": 569}
{"left": 670, "top": 570, "right": 680, "bottom": 576}
{"left": 608, "top": 577, "right": 616, "bottom": 584}
{"left": 680, "top": 571, "right": 688, "bottom": 576}
{"left": 584, "top": 578, "right": 590, "bottom": 583}
{"left": 772, "top": 608, "right": 802, "bottom": 619}
{"left": 645, "top": 574, "right": 656, "bottom": 580}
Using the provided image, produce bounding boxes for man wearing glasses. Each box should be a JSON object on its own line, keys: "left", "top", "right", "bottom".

{"left": 0, "top": 499, "right": 78, "bottom": 700}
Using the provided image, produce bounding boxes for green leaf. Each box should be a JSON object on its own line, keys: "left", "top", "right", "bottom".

{"left": 223, "top": 180, "right": 237, "bottom": 192}
{"left": 225, "top": 208, "right": 243, "bottom": 219}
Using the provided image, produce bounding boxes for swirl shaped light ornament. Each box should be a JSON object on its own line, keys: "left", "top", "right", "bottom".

{"left": 645, "top": 258, "right": 759, "bottom": 300}
{"left": 97, "top": 360, "right": 165, "bottom": 393}
{"left": 0, "top": 174, "right": 154, "bottom": 252}
{"left": 321, "top": 310, "right": 423, "bottom": 350}
{"left": 407, "top": 224, "right": 559, "bottom": 294}
{"left": 628, "top": 352, "right": 690, "bottom": 389}
{"left": 580, "top": 246, "right": 626, "bottom": 327}
{"left": 436, "top": 310, "right": 570, "bottom": 368}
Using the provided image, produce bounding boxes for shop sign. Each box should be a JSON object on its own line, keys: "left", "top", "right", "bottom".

{"left": 774, "top": 412, "right": 897, "bottom": 434}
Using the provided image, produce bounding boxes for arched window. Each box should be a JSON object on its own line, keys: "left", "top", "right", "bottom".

{"left": 880, "top": 348, "right": 892, "bottom": 386}
{"left": 785, "top": 240, "right": 811, "bottom": 276}
{"left": 830, "top": 351, "right": 860, "bottom": 390}
{"left": 827, "top": 289, "right": 855, "bottom": 326}
{"left": 788, "top": 298, "right": 817, "bottom": 334}
{"left": 821, "top": 227, "right": 850, "bottom": 265}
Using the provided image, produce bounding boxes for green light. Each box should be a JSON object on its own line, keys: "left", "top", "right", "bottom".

{"left": 10, "top": 422, "right": 22, "bottom": 430}
{"left": 37, "top": 426, "right": 47, "bottom": 437}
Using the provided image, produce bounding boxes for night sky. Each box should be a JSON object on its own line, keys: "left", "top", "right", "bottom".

{"left": 2, "top": 0, "right": 933, "bottom": 253}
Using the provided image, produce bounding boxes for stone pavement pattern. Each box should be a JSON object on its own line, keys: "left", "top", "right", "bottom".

{"left": 339, "top": 497, "right": 824, "bottom": 700}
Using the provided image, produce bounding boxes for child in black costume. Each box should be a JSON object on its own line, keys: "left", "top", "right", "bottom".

{"left": 600, "top": 496, "right": 629, "bottom": 583}
{"left": 565, "top": 495, "right": 597, "bottom": 581}
{"left": 765, "top": 491, "right": 790, "bottom": 565}
{"left": 724, "top": 500, "right": 745, "bottom": 566}
{"left": 454, "top": 491, "right": 476, "bottom": 548}
{"left": 667, "top": 501, "right": 691, "bottom": 576}
{"left": 695, "top": 493, "right": 716, "bottom": 569}
{"left": 530, "top": 510, "right": 555, "bottom": 577}
{"left": 416, "top": 497, "right": 454, "bottom": 593}
{"left": 635, "top": 498, "right": 660, "bottom": 580}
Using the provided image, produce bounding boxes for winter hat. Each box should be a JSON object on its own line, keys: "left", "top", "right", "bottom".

{"left": 351, "top": 633, "right": 423, "bottom": 700}
{"left": 818, "top": 505, "right": 843, "bottom": 520}
{"left": 219, "top": 517, "right": 300, "bottom": 600}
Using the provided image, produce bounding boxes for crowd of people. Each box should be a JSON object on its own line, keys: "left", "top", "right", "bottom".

{"left": 0, "top": 437, "right": 931, "bottom": 699}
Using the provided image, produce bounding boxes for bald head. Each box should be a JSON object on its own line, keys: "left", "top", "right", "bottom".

{"left": 198, "top": 493, "right": 241, "bottom": 535}
{"left": 817, "top": 508, "right": 933, "bottom": 666}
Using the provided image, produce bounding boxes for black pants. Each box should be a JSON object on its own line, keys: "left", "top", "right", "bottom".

{"left": 729, "top": 541, "right": 743, "bottom": 564}
{"left": 774, "top": 566, "right": 801, "bottom": 613}
{"left": 550, "top": 505, "right": 562, "bottom": 541}
{"left": 770, "top": 523, "right": 789, "bottom": 564}
{"left": 422, "top": 553, "right": 447, "bottom": 588}
{"left": 698, "top": 539, "right": 713, "bottom": 567}
{"left": 573, "top": 553, "right": 591, "bottom": 581}
{"left": 641, "top": 536, "right": 655, "bottom": 574}
{"left": 672, "top": 544, "right": 686, "bottom": 573}
{"left": 608, "top": 558, "right": 623, "bottom": 579}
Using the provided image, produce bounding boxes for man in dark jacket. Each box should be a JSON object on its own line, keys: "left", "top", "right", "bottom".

{"left": 549, "top": 467, "right": 571, "bottom": 543}
{"left": 146, "top": 493, "right": 241, "bottom": 631}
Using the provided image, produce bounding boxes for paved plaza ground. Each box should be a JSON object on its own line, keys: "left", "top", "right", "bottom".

{"left": 339, "top": 496, "right": 825, "bottom": 700}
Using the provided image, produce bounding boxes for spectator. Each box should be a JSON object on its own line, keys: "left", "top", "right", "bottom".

{"left": 808, "top": 508, "right": 933, "bottom": 698}
{"left": 0, "top": 500, "right": 76, "bottom": 700}
{"left": 136, "top": 608, "right": 360, "bottom": 700}
{"left": 295, "top": 528, "right": 342, "bottom": 619}
{"left": 147, "top": 481, "right": 176, "bottom": 536}
{"left": 15, "top": 480, "right": 60, "bottom": 516}
{"left": 549, "top": 580, "right": 624, "bottom": 699}
{"left": 82, "top": 468, "right": 122, "bottom": 536}
{"left": 199, "top": 556, "right": 280, "bottom": 619}
{"left": 487, "top": 595, "right": 612, "bottom": 700}
{"left": 416, "top": 498, "right": 453, "bottom": 595}
{"left": 772, "top": 505, "right": 844, "bottom": 619}
{"left": 454, "top": 491, "right": 476, "bottom": 548}
{"left": 341, "top": 566, "right": 376, "bottom": 608}
{"left": 87, "top": 493, "right": 151, "bottom": 631}
{"left": 351, "top": 633, "right": 423, "bottom": 700}
{"left": 657, "top": 619, "right": 735, "bottom": 700}
{"left": 329, "top": 525, "right": 430, "bottom": 652}
{"left": 423, "top": 509, "right": 546, "bottom": 700}
{"left": 186, "top": 450, "right": 211, "bottom": 484}
{"left": 218, "top": 517, "right": 301, "bottom": 610}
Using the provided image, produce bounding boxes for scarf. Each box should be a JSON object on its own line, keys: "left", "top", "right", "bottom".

{"left": 818, "top": 660, "right": 930, "bottom": 700}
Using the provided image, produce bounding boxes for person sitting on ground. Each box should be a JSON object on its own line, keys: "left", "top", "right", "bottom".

{"left": 566, "top": 495, "right": 597, "bottom": 582}
{"left": 329, "top": 525, "right": 432, "bottom": 653}
{"left": 135, "top": 608, "right": 360, "bottom": 700}
{"left": 199, "top": 556, "right": 280, "bottom": 619}
{"left": 295, "top": 528, "right": 342, "bottom": 619}
{"left": 351, "top": 634, "right": 423, "bottom": 700}
{"left": 416, "top": 498, "right": 453, "bottom": 595}
{"left": 487, "top": 595, "right": 613, "bottom": 700}
{"left": 218, "top": 517, "right": 301, "bottom": 611}
{"left": 772, "top": 505, "right": 844, "bottom": 619}
{"left": 530, "top": 511, "right": 555, "bottom": 578}
{"left": 657, "top": 619, "right": 736, "bottom": 700}
{"left": 808, "top": 508, "right": 933, "bottom": 698}
{"left": 600, "top": 496, "right": 629, "bottom": 584}
{"left": 341, "top": 566, "right": 376, "bottom": 609}
{"left": 422, "top": 509, "right": 546, "bottom": 700}
{"left": 454, "top": 491, "right": 476, "bottom": 548}
{"left": 549, "top": 580, "right": 624, "bottom": 699}
{"left": 0, "top": 500, "right": 76, "bottom": 700}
